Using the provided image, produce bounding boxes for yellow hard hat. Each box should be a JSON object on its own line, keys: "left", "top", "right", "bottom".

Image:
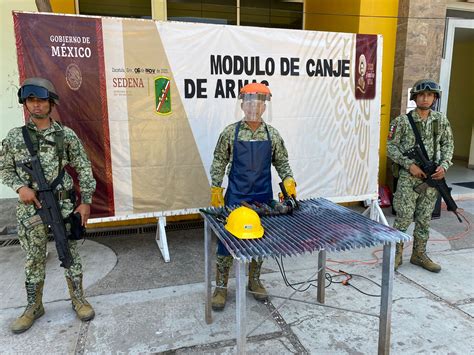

{"left": 225, "top": 206, "right": 264, "bottom": 239}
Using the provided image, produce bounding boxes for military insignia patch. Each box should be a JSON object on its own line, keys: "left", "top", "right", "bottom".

{"left": 154, "top": 76, "right": 172, "bottom": 115}
{"left": 388, "top": 124, "right": 396, "bottom": 139}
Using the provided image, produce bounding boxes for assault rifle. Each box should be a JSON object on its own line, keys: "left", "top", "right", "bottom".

{"left": 16, "top": 155, "right": 73, "bottom": 268}
{"left": 403, "top": 145, "right": 462, "bottom": 223}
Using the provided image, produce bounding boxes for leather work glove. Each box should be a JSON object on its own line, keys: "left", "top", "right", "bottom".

{"left": 211, "top": 186, "right": 225, "bottom": 207}
{"left": 283, "top": 177, "right": 297, "bottom": 198}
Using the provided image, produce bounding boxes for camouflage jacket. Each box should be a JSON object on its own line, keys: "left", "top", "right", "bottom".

{"left": 387, "top": 110, "right": 454, "bottom": 175}
{"left": 0, "top": 119, "right": 96, "bottom": 204}
{"left": 210, "top": 120, "right": 293, "bottom": 187}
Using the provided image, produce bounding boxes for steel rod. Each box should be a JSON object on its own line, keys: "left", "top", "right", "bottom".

{"left": 378, "top": 242, "right": 395, "bottom": 355}
{"left": 204, "top": 220, "right": 213, "bottom": 324}
{"left": 317, "top": 250, "right": 326, "bottom": 304}
{"left": 236, "top": 260, "right": 247, "bottom": 354}
{"left": 267, "top": 293, "right": 380, "bottom": 318}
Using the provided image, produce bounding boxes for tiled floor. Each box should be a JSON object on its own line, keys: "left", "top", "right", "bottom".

{"left": 446, "top": 159, "right": 474, "bottom": 199}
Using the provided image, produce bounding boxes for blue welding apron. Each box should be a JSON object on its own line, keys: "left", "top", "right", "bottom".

{"left": 217, "top": 122, "right": 273, "bottom": 256}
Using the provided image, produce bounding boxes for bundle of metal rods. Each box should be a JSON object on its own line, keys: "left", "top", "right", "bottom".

{"left": 201, "top": 198, "right": 411, "bottom": 261}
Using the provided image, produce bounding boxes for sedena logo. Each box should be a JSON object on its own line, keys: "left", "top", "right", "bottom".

{"left": 154, "top": 76, "right": 172, "bottom": 115}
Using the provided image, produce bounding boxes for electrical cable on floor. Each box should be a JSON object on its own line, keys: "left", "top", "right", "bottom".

{"left": 275, "top": 256, "right": 333, "bottom": 292}
{"left": 327, "top": 268, "right": 381, "bottom": 298}
{"left": 276, "top": 257, "right": 382, "bottom": 297}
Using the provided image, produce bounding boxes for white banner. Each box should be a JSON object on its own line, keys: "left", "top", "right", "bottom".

{"left": 157, "top": 22, "right": 382, "bottom": 203}
{"left": 14, "top": 12, "right": 382, "bottom": 219}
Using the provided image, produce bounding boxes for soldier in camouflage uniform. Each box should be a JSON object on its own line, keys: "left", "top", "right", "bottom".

{"left": 0, "top": 78, "right": 96, "bottom": 333}
{"left": 387, "top": 79, "right": 454, "bottom": 273}
{"left": 210, "top": 83, "right": 297, "bottom": 310}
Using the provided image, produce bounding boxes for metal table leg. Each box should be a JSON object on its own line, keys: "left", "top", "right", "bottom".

{"left": 317, "top": 250, "right": 326, "bottom": 303}
{"left": 204, "top": 220, "right": 213, "bottom": 324}
{"left": 235, "top": 260, "right": 247, "bottom": 354}
{"left": 378, "top": 242, "right": 395, "bottom": 355}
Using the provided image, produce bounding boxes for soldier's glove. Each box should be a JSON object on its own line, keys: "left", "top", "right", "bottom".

{"left": 283, "top": 177, "right": 297, "bottom": 198}
{"left": 211, "top": 186, "right": 225, "bottom": 207}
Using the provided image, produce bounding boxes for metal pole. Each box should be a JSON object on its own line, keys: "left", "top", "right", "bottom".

{"left": 155, "top": 216, "right": 170, "bottom": 262}
{"left": 370, "top": 200, "right": 378, "bottom": 222}
{"left": 378, "top": 242, "right": 395, "bottom": 355}
{"left": 375, "top": 203, "right": 390, "bottom": 226}
{"left": 236, "top": 0, "right": 240, "bottom": 26}
{"left": 317, "top": 250, "right": 326, "bottom": 303}
{"left": 204, "top": 220, "right": 213, "bottom": 324}
{"left": 235, "top": 260, "right": 247, "bottom": 354}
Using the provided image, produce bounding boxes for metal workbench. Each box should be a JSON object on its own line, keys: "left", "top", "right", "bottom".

{"left": 202, "top": 198, "right": 411, "bottom": 354}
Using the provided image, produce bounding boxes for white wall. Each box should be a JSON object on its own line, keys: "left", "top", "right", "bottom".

{"left": 447, "top": 40, "right": 474, "bottom": 160}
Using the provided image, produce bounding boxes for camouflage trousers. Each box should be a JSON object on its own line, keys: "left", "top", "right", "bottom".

{"left": 393, "top": 172, "right": 438, "bottom": 242}
{"left": 17, "top": 201, "right": 83, "bottom": 284}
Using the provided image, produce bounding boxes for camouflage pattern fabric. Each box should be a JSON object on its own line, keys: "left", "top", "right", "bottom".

{"left": 17, "top": 218, "right": 83, "bottom": 283}
{"left": 387, "top": 110, "right": 454, "bottom": 171}
{"left": 392, "top": 174, "right": 438, "bottom": 241}
{"left": 248, "top": 257, "right": 264, "bottom": 282}
{"left": 387, "top": 109, "right": 454, "bottom": 242}
{"left": 210, "top": 120, "right": 293, "bottom": 187}
{"left": 215, "top": 254, "right": 233, "bottom": 287}
{"left": 0, "top": 120, "right": 96, "bottom": 203}
{"left": 0, "top": 119, "right": 95, "bottom": 282}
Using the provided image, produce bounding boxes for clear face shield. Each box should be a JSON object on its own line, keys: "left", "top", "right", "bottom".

{"left": 235, "top": 93, "right": 272, "bottom": 123}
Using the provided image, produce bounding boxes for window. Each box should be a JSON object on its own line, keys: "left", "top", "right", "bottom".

{"left": 79, "top": 0, "right": 152, "bottom": 19}
{"left": 240, "top": 0, "right": 303, "bottom": 29}
{"left": 167, "top": 0, "right": 237, "bottom": 25}
{"left": 167, "top": 0, "right": 303, "bottom": 29}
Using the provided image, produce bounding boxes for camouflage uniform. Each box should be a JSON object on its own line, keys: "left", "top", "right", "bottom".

{"left": 387, "top": 110, "right": 454, "bottom": 241}
{"left": 210, "top": 120, "right": 293, "bottom": 186}
{"left": 0, "top": 119, "right": 96, "bottom": 283}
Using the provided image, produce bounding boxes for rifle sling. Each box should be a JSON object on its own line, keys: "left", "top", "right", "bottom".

{"left": 406, "top": 112, "right": 430, "bottom": 161}
{"left": 407, "top": 111, "right": 438, "bottom": 161}
{"left": 21, "top": 126, "right": 65, "bottom": 190}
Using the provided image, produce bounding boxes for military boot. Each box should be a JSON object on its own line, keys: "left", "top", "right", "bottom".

{"left": 11, "top": 282, "right": 45, "bottom": 334}
{"left": 394, "top": 242, "right": 404, "bottom": 271}
{"left": 212, "top": 255, "right": 233, "bottom": 311}
{"left": 248, "top": 259, "right": 268, "bottom": 301}
{"left": 410, "top": 238, "right": 441, "bottom": 273}
{"left": 66, "top": 274, "right": 95, "bottom": 321}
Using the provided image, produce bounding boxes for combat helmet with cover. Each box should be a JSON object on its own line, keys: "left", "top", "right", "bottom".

{"left": 409, "top": 79, "right": 441, "bottom": 101}
{"left": 18, "top": 77, "right": 59, "bottom": 105}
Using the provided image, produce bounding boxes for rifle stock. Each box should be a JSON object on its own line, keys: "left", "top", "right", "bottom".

{"left": 17, "top": 156, "right": 73, "bottom": 268}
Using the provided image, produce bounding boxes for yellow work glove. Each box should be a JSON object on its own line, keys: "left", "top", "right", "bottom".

{"left": 210, "top": 186, "right": 225, "bottom": 207}
{"left": 283, "top": 177, "right": 297, "bottom": 198}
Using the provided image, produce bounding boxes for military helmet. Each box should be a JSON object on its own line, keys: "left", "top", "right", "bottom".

{"left": 239, "top": 83, "right": 272, "bottom": 102}
{"left": 224, "top": 206, "right": 264, "bottom": 239}
{"left": 17, "top": 77, "right": 59, "bottom": 105}
{"left": 409, "top": 79, "right": 441, "bottom": 101}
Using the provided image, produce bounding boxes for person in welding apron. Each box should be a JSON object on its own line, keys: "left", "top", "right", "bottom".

{"left": 209, "top": 83, "right": 296, "bottom": 310}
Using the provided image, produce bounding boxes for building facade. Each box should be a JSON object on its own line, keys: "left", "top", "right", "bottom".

{"left": 1, "top": 0, "right": 473, "bottom": 201}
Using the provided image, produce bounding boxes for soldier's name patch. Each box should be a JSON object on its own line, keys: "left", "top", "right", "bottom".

{"left": 21, "top": 214, "right": 43, "bottom": 229}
